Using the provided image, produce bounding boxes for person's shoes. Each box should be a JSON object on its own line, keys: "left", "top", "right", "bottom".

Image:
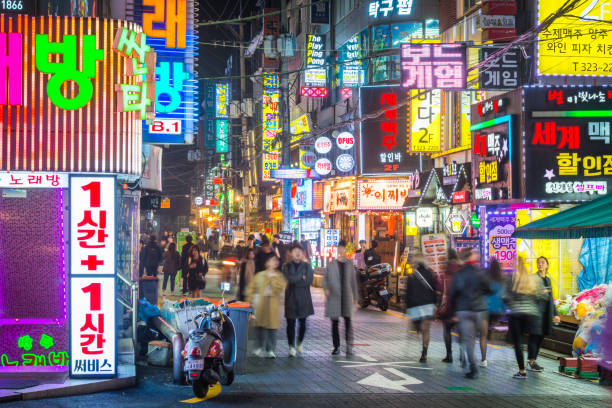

{"left": 253, "top": 348, "right": 265, "bottom": 357}
{"left": 465, "top": 370, "right": 478, "bottom": 379}
{"left": 296, "top": 343, "right": 304, "bottom": 355}
{"left": 331, "top": 347, "right": 340, "bottom": 355}
{"left": 513, "top": 371, "right": 527, "bottom": 379}
{"left": 527, "top": 362, "right": 543, "bottom": 372}
{"left": 460, "top": 354, "right": 467, "bottom": 368}
{"left": 479, "top": 360, "right": 488, "bottom": 368}
{"left": 346, "top": 346, "right": 354, "bottom": 356}
{"left": 419, "top": 348, "right": 428, "bottom": 363}
{"left": 442, "top": 356, "right": 453, "bottom": 363}
{"left": 288, "top": 347, "right": 296, "bottom": 357}
{"left": 266, "top": 351, "right": 276, "bottom": 359}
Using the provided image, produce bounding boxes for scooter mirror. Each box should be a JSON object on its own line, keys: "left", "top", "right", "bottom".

{"left": 221, "top": 282, "right": 231, "bottom": 292}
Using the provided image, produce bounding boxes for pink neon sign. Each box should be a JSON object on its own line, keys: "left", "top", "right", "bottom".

{"left": 0, "top": 32, "right": 22, "bottom": 106}
{"left": 400, "top": 43, "right": 467, "bottom": 90}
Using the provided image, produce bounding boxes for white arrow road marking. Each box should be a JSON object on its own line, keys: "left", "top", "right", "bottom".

{"left": 357, "top": 367, "right": 423, "bottom": 392}
{"left": 338, "top": 360, "right": 432, "bottom": 369}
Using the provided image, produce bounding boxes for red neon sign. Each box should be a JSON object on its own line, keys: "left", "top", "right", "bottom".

{"left": 300, "top": 86, "right": 328, "bottom": 98}
{"left": 341, "top": 88, "right": 352, "bottom": 99}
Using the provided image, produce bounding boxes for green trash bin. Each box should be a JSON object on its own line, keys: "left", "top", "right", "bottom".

{"left": 227, "top": 306, "right": 252, "bottom": 374}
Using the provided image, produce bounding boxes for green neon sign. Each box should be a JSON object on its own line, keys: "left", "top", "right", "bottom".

{"left": 3, "top": 334, "right": 69, "bottom": 367}
{"left": 216, "top": 120, "right": 229, "bottom": 153}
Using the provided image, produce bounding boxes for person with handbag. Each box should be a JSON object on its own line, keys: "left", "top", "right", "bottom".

{"left": 450, "top": 248, "right": 492, "bottom": 379}
{"left": 437, "top": 249, "right": 462, "bottom": 363}
{"left": 187, "top": 246, "right": 208, "bottom": 298}
{"left": 404, "top": 253, "right": 438, "bottom": 363}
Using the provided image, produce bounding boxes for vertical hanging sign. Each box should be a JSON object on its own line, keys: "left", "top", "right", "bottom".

{"left": 262, "top": 73, "right": 280, "bottom": 181}
{"left": 69, "top": 176, "right": 117, "bottom": 378}
{"left": 304, "top": 34, "right": 326, "bottom": 86}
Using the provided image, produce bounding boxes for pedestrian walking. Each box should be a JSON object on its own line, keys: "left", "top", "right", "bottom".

{"left": 437, "top": 249, "right": 462, "bottom": 363}
{"left": 507, "top": 257, "right": 546, "bottom": 379}
{"left": 255, "top": 235, "right": 274, "bottom": 273}
{"left": 143, "top": 235, "right": 163, "bottom": 277}
{"left": 353, "top": 240, "right": 367, "bottom": 270}
{"left": 272, "top": 234, "right": 288, "bottom": 264}
{"left": 323, "top": 240, "right": 359, "bottom": 356}
{"left": 299, "top": 235, "right": 312, "bottom": 262}
{"left": 138, "top": 238, "right": 146, "bottom": 278}
{"left": 237, "top": 248, "right": 256, "bottom": 301}
{"left": 196, "top": 235, "right": 206, "bottom": 253}
{"left": 247, "top": 255, "right": 287, "bottom": 358}
{"left": 162, "top": 242, "right": 180, "bottom": 295}
{"left": 282, "top": 244, "right": 315, "bottom": 357}
{"left": 526, "top": 256, "right": 561, "bottom": 372}
{"left": 180, "top": 235, "right": 195, "bottom": 295}
{"left": 449, "top": 249, "right": 491, "bottom": 378}
{"left": 208, "top": 232, "right": 219, "bottom": 260}
{"left": 363, "top": 240, "right": 381, "bottom": 267}
{"left": 186, "top": 246, "right": 208, "bottom": 298}
{"left": 404, "top": 253, "right": 438, "bottom": 363}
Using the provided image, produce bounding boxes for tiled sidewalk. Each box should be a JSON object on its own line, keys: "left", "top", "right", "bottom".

{"left": 231, "top": 289, "right": 610, "bottom": 397}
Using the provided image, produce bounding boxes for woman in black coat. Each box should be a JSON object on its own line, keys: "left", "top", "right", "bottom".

{"left": 282, "top": 243, "right": 315, "bottom": 357}
{"left": 527, "top": 256, "right": 560, "bottom": 372}
{"left": 187, "top": 246, "right": 208, "bottom": 298}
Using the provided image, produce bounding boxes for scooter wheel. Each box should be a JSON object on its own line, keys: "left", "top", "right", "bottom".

{"left": 192, "top": 378, "right": 209, "bottom": 398}
{"left": 378, "top": 299, "right": 389, "bottom": 311}
{"left": 221, "top": 370, "right": 235, "bottom": 386}
{"left": 359, "top": 299, "right": 369, "bottom": 309}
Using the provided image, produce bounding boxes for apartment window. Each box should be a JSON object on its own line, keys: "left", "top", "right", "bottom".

{"left": 463, "top": 0, "right": 478, "bottom": 12}
{"left": 335, "top": 0, "right": 355, "bottom": 23}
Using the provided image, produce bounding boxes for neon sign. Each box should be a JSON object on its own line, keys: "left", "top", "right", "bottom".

{"left": 368, "top": 0, "right": 414, "bottom": 18}
{"left": 216, "top": 120, "right": 229, "bottom": 153}
{"left": 400, "top": 43, "right": 467, "bottom": 90}
{"left": 215, "top": 83, "right": 229, "bottom": 118}
{"left": 262, "top": 73, "right": 280, "bottom": 181}
{"left": 408, "top": 89, "right": 442, "bottom": 154}
{"left": 305, "top": 34, "right": 326, "bottom": 86}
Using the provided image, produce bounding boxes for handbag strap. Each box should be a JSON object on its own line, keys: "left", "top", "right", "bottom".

{"left": 414, "top": 268, "right": 434, "bottom": 292}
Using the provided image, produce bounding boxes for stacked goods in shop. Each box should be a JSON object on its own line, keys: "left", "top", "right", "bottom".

{"left": 559, "top": 357, "right": 578, "bottom": 374}
{"left": 568, "top": 284, "right": 610, "bottom": 357}
{"left": 578, "top": 357, "right": 600, "bottom": 379}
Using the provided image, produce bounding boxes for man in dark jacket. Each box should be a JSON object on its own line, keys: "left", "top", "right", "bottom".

{"left": 180, "top": 235, "right": 195, "bottom": 294}
{"left": 272, "top": 234, "right": 287, "bottom": 264}
{"left": 364, "top": 241, "right": 381, "bottom": 267}
{"left": 254, "top": 235, "right": 274, "bottom": 273}
{"left": 449, "top": 248, "right": 492, "bottom": 379}
{"left": 282, "top": 244, "right": 315, "bottom": 357}
{"left": 143, "top": 235, "right": 163, "bottom": 277}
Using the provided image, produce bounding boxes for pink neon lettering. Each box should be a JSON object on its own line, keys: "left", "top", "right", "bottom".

{"left": 0, "top": 32, "right": 22, "bottom": 106}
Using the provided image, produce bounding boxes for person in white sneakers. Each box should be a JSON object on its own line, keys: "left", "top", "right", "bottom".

{"left": 247, "top": 256, "right": 287, "bottom": 358}
{"left": 282, "top": 243, "right": 315, "bottom": 357}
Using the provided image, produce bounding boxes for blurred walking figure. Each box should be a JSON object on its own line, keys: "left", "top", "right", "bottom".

{"left": 527, "top": 256, "right": 561, "bottom": 372}
{"left": 299, "top": 234, "right": 313, "bottom": 262}
{"left": 180, "top": 235, "right": 195, "bottom": 295}
{"left": 255, "top": 235, "right": 275, "bottom": 273}
{"left": 272, "top": 234, "right": 288, "bottom": 264}
{"left": 186, "top": 246, "right": 208, "bottom": 298}
{"left": 437, "top": 249, "right": 462, "bottom": 363}
{"left": 162, "top": 242, "right": 180, "bottom": 295}
{"left": 237, "top": 248, "right": 256, "bottom": 301}
{"left": 450, "top": 249, "right": 491, "bottom": 379}
{"left": 364, "top": 241, "right": 381, "bottom": 267}
{"left": 282, "top": 244, "right": 315, "bottom": 357}
{"left": 247, "top": 256, "right": 287, "bottom": 358}
{"left": 324, "top": 240, "right": 359, "bottom": 356}
{"left": 507, "top": 257, "right": 546, "bottom": 379}
{"left": 404, "top": 253, "right": 438, "bottom": 363}
{"left": 143, "top": 235, "right": 163, "bottom": 277}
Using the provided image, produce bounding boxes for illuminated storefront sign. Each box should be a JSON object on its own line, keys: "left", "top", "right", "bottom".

{"left": 300, "top": 86, "right": 328, "bottom": 97}
{"left": 0, "top": 16, "right": 143, "bottom": 175}
{"left": 401, "top": 43, "right": 467, "bottom": 90}
{"left": 442, "top": 162, "right": 459, "bottom": 185}
{"left": 537, "top": 0, "right": 612, "bottom": 77}
{"left": 357, "top": 178, "right": 417, "bottom": 210}
{"left": 452, "top": 190, "right": 470, "bottom": 203}
{"left": 415, "top": 207, "right": 433, "bottom": 228}
{"left": 215, "top": 120, "right": 229, "bottom": 153}
{"left": 445, "top": 211, "right": 468, "bottom": 234}
{"left": 305, "top": 34, "right": 326, "bottom": 86}
{"left": 70, "top": 176, "right": 117, "bottom": 377}
{"left": 0, "top": 172, "right": 68, "bottom": 188}
{"left": 336, "top": 132, "right": 355, "bottom": 150}
{"left": 523, "top": 86, "right": 612, "bottom": 201}
{"left": 336, "top": 154, "right": 355, "bottom": 172}
{"left": 338, "top": 34, "right": 362, "bottom": 87}
{"left": 136, "top": 0, "right": 199, "bottom": 144}
{"left": 290, "top": 114, "right": 311, "bottom": 141}
{"left": 314, "top": 158, "right": 332, "bottom": 175}
{"left": 324, "top": 182, "right": 355, "bottom": 212}
{"left": 215, "top": 83, "right": 229, "bottom": 118}
{"left": 479, "top": 47, "right": 520, "bottom": 90}
{"left": 368, "top": 0, "right": 414, "bottom": 18}
{"left": 262, "top": 73, "right": 280, "bottom": 181}
{"left": 408, "top": 89, "right": 442, "bottom": 154}
{"left": 315, "top": 136, "right": 333, "bottom": 154}
{"left": 360, "top": 86, "right": 420, "bottom": 175}
{"left": 293, "top": 179, "right": 313, "bottom": 212}
{"left": 485, "top": 212, "right": 516, "bottom": 273}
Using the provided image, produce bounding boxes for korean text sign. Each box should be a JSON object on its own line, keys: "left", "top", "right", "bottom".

{"left": 360, "top": 86, "right": 420, "bottom": 175}
{"left": 408, "top": 89, "right": 442, "bottom": 153}
{"left": 479, "top": 47, "right": 520, "bottom": 90}
{"left": 0, "top": 16, "right": 143, "bottom": 175}
{"left": 401, "top": 43, "right": 467, "bottom": 90}
{"left": 523, "top": 86, "right": 612, "bottom": 201}
{"left": 357, "top": 178, "right": 418, "bottom": 210}
{"left": 70, "top": 176, "right": 116, "bottom": 377}
{"left": 485, "top": 212, "right": 516, "bottom": 273}
{"left": 262, "top": 74, "right": 280, "bottom": 181}
{"left": 538, "top": 0, "right": 612, "bottom": 77}
{"left": 136, "top": 0, "right": 199, "bottom": 144}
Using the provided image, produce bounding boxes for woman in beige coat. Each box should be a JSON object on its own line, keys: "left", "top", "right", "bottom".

{"left": 247, "top": 255, "right": 287, "bottom": 358}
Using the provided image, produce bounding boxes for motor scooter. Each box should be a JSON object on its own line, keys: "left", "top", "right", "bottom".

{"left": 358, "top": 263, "right": 391, "bottom": 311}
{"left": 183, "top": 283, "right": 236, "bottom": 398}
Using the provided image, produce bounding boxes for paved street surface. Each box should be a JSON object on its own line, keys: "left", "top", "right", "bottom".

{"left": 6, "top": 288, "right": 611, "bottom": 408}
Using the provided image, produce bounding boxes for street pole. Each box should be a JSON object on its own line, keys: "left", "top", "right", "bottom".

{"left": 280, "top": 0, "right": 292, "bottom": 233}
{"left": 240, "top": 21, "right": 249, "bottom": 235}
